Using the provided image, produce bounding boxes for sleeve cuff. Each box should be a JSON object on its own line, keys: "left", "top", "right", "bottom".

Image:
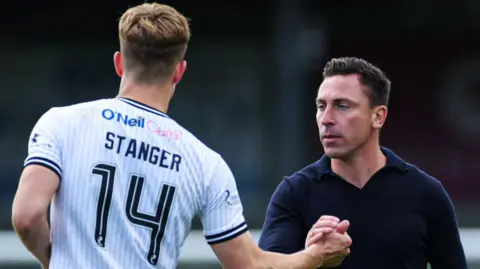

{"left": 205, "top": 221, "right": 249, "bottom": 245}
{"left": 24, "top": 156, "right": 62, "bottom": 179}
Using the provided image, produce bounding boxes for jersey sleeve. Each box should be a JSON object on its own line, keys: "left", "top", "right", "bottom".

{"left": 23, "top": 108, "right": 63, "bottom": 179}
{"left": 199, "top": 156, "right": 248, "bottom": 245}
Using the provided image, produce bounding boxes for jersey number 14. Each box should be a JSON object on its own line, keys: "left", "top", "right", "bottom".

{"left": 91, "top": 163, "right": 176, "bottom": 266}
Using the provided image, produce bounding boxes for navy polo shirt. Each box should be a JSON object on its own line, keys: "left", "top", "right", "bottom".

{"left": 259, "top": 147, "right": 467, "bottom": 269}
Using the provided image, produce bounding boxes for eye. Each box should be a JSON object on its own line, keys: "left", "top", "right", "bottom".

{"left": 317, "top": 104, "right": 326, "bottom": 110}
{"left": 336, "top": 103, "right": 349, "bottom": 110}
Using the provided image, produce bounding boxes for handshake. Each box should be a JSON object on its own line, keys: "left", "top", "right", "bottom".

{"left": 303, "top": 215, "right": 352, "bottom": 268}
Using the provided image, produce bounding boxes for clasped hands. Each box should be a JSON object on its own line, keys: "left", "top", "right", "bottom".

{"left": 304, "top": 215, "right": 352, "bottom": 268}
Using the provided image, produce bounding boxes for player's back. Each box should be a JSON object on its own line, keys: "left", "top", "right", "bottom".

{"left": 45, "top": 97, "right": 218, "bottom": 268}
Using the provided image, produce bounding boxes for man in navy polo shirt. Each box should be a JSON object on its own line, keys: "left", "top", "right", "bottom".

{"left": 259, "top": 57, "right": 468, "bottom": 269}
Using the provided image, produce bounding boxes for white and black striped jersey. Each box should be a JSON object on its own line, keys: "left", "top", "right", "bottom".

{"left": 24, "top": 97, "right": 248, "bottom": 269}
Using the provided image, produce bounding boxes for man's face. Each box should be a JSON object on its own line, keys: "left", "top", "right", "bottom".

{"left": 316, "top": 74, "right": 385, "bottom": 159}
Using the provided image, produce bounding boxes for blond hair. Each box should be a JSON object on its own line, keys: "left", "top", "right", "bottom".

{"left": 118, "top": 3, "right": 190, "bottom": 83}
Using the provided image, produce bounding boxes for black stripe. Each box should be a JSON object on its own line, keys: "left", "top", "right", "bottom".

{"left": 25, "top": 157, "right": 62, "bottom": 174}
{"left": 207, "top": 226, "right": 249, "bottom": 245}
{"left": 25, "top": 162, "right": 61, "bottom": 179}
{"left": 117, "top": 98, "right": 168, "bottom": 118}
{"left": 205, "top": 221, "right": 247, "bottom": 240}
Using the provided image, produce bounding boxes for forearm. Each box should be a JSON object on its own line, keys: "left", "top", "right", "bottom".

{"left": 13, "top": 214, "right": 51, "bottom": 267}
{"left": 257, "top": 249, "right": 321, "bottom": 269}
{"left": 213, "top": 230, "right": 322, "bottom": 269}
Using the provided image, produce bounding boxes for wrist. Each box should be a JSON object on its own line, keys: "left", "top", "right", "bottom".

{"left": 297, "top": 249, "right": 324, "bottom": 269}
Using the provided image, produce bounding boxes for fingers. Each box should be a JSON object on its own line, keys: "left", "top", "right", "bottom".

{"left": 306, "top": 232, "right": 324, "bottom": 247}
{"left": 306, "top": 227, "right": 334, "bottom": 247}
{"left": 319, "top": 215, "right": 340, "bottom": 223}
{"left": 336, "top": 231, "right": 352, "bottom": 247}
{"left": 343, "top": 232, "right": 352, "bottom": 246}
{"left": 308, "top": 216, "right": 352, "bottom": 249}
{"left": 312, "top": 216, "right": 349, "bottom": 235}
{"left": 312, "top": 227, "right": 334, "bottom": 235}
{"left": 311, "top": 220, "right": 339, "bottom": 230}
{"left": 325, "top": 230, "right": 353, "bottom": 248}
{"left": 335, "top": 220, "right": 350, "bottom": 234}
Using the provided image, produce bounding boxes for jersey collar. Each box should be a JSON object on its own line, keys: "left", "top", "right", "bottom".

{"left": 116, "top": 97, "right": 169, "bottom": 118}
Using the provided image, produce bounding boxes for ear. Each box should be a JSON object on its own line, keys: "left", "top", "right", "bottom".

{"left": 113, "top": 51, "right": 123, "bottom": 77}
{"left": 172, "top": 60, "right": 187, "bottom": 84}
{"left": 372, "top": 105, "right": 388, "bottom": 129}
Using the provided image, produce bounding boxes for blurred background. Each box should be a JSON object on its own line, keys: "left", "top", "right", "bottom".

{"left": 1, "top": 0, "right": 479, "bottom": 268}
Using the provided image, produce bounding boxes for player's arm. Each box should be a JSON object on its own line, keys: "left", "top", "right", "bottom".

{"left": 12, "top": 108, "right": 62, "bottom": 269}
{"left": 426, "top": 179, "right": 468, "bottom": 269}
{"left": 200, "top": 157, "right": 349, "bottom": 269}
{"left": 211, "top": 231, "right": 326, "bottom": 269}
{"left": 258, "top": 178, "right": 305, "bottom": 253}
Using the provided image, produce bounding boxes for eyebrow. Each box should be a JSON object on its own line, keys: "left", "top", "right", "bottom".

{"left": 315, "top": 98, "right": 356, "bottom": 105}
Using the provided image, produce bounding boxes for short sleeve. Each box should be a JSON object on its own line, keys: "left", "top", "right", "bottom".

{"left": 199, "top": 156, "right": 247, "bottom": 245}
{"left": 258, "top": 177, "right": 304, "bottom": 253}
{"left": 24, "top": 108, "right": 63, "bottom": 179}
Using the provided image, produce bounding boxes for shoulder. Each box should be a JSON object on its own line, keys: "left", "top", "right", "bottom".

{"left": 404, "top": 162, "right": 443, "bottom": 189}
{"left": 403, "top": 162, "right": 449, "bottom": 202}
{"left": 280, "top": 160, "right": 321, "bottom": 193}
{"left": 162, "top": 119, "right": 231, "bottom": 182}
{"left": 32, "top": 100, "right": 97, "bottom": 129}
{"left": 40, "top": 99, "right": 111, "bottom": 122}
{"left": 63, "top": 98, "right": 113, "bottom": 116}
{"left": 403, "top": 163, "right": 456, "bottom": 221}
{"left": 172, "top": 122, "right": 223, "bottom": 167}
{"left": 171, "top": 121, "right": 218, "bottom": 156}
{"left": 267, "top": 161, "right": 320, "bottom": 209}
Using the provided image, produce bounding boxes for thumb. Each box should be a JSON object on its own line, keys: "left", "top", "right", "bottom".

{"left": 336, "top": 220, "right": 350, "bottom": 234}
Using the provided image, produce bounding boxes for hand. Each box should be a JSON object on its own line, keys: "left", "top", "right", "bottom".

{"left": 306, "top": 215, "right": 351, "bottom": 248}
{"left": 304, "top": 229, "right": 352, "bottom": 268}
{"left": 306, "top": 216, "right": 352, "bottom": 268}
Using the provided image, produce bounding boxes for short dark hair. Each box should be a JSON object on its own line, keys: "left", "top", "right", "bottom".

{"left": 322, "top": 57, "right": 391, "bottom": 107}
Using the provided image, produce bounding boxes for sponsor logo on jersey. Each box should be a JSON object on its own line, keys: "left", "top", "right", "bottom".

{"left": 31, "top": 133, "right": 39, "bottom": 143}
{"left": 224, "top": 190, "right": 241, "bottom": 206}
{"left": 29, "top": 133, "right": 53, "bottom": 148}
{"left": 147, "top": 120, "right": 183, "bottom": 140}
{"left": 102, "top": 109, "right": 145, "bottom": 128}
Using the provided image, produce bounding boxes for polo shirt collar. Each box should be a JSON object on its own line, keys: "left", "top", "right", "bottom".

{"left": 314, "top": 146, "right": 408, "bottom": 180}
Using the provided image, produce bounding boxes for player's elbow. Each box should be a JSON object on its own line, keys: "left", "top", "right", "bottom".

{"left": 12, "top": 213, "right": 34, "bottom": 234}
{"left": 11, "top": 206, "right": 43, "bottom": 234}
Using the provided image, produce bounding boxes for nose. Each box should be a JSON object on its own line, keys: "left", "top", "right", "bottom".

{"left": 319, "top": 107, "right": 335, "bottom": 127}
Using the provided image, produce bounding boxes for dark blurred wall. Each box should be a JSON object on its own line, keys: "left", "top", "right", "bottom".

{"left": 326, "top": 33, "right": 480, "bottom": 199}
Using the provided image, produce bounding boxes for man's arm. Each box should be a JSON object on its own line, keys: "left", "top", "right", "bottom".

{"left": 12, "top": 166, "right": 59, "bottom": 267}
{"left": 210, "top": 229, "right": 350, "bottom": 269}
{"left": 199, "top": 156, "right": 350, "bottom": 269}
{"left": 426, "top": 179, "right": 467, "bottom": 269}
{"left": 258, "top": 178, "right": 305, "bottom": 253}
{"left": 11, "top": 108, "right": 62, "bottom": 269}
{"left": 211, "top": 231, "right": 316, "bottom": 269}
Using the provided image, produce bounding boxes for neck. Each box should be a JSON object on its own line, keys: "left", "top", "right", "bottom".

{"left": 330, "top": 138, "right": 386, "bottom": 189}
{"left": 117, "top": 77, "right": 173, "bottom": 113}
